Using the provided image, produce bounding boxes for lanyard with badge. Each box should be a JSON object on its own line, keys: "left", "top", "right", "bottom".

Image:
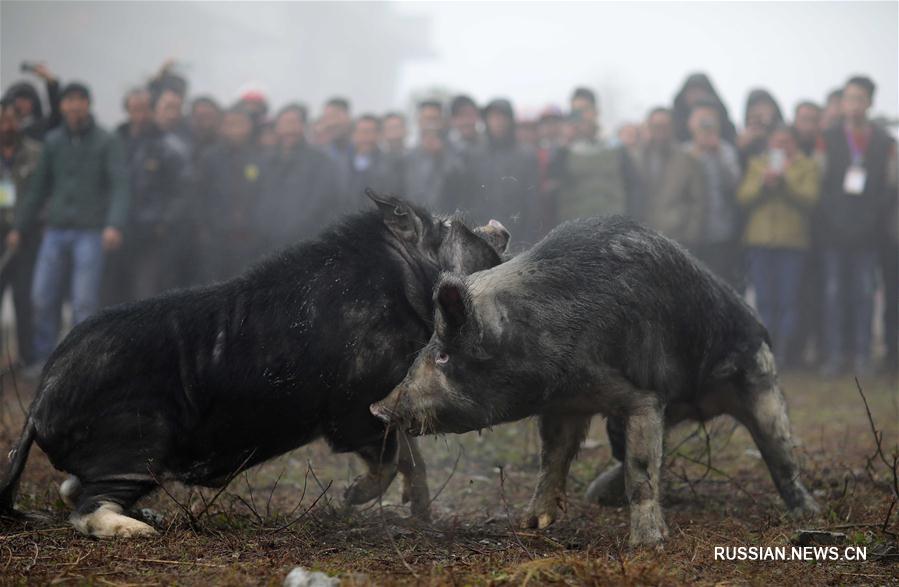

{"left": 843, "top": 128, "right": 868, "bottom": 195}
{"left": 0, "top": 162, "right": 15, "bottom": 209}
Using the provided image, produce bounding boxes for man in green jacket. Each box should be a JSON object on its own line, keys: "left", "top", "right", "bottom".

{"left": 5, "top": 82, "right": 129, "bottom": 368}
{"left": 549, "top": 87, "right": 629, "bottom": 224}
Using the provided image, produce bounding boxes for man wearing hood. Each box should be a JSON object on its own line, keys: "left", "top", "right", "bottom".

{"left": 5, "top": 82, "right": 129, "bottom": 373}
{"left": 466, "top": 98, "right": 540, "bottom": 247}
{"left": 0, "top": 99, "right": 42, "bottom": 367}
{"left": 448, "top": 94, "right": 482, "bottom": 154}
{"left": 737, "top": 88, "right": 785, "bottom": 170}
{"left": 3, "top": 63, "right": 62, "bottom": 142}
{"left": 672, "top": 73, "right": 738, "bottom": 144}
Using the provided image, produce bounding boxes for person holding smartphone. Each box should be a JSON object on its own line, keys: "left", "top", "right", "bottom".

{"left": 737, "top": 126, "right": 820, "bottom": 367}
{"left": 1, "top": 62, "right": 62, "bottom": 142}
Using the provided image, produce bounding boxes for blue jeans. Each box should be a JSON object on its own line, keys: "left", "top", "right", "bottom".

{"left": 821, "top": 247, "right": 877, "bottom": 369}
{"left": 747, "top": 247, "right": 805, "bottom": 365}
{"left": 31, "top": 228, "right": 105, "bottom": 361}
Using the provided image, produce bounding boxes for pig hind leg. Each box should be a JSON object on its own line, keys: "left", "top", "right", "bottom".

{"left": 344, "top": 434, "right": 399, "bottom": 507}
{"left": 522, "top": 414, "right": 591, "bottom": 530}
{"left": 584, "top": 418, "right": 627, "bottom": 506}
{"left": 732, "top": 343, "right": 819, "bottom": 517}
{"left": 69, "top": 480, "right": 157, "bottom": 538}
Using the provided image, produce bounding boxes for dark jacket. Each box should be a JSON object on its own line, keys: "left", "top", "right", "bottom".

{"left": 402, "top": 146, "right": 470, "bottom": 214}
{"left": 465, "top": 139, "right": 539, "bottom": 247}
{"left": 633, "top": 144, "right": 706, "bottom": 246}
{"left": 254, "top": 141, "right": 339, "bottom": 252}
{"left": 197, "top": 142, "right": 264, "bottom": 239}
{"left": 549, "top": 140, "right": 628, "bottom": 224}
{"left": 0, "top": 137, "right": 43, "bottom": 231}
{"left": 195, "top": 142, "right": 266, "bottom": 280}
{"left": 116, "top": 123, "right": 191, "bottom": 237}
{"left": 819, "top": 124, "right": 897, "bottom": 249}
{"left": 15, "top": 118, "right": 130, "bottom": 233}
{"left": 335, "top": 149, "right": 403, "bottom": 213}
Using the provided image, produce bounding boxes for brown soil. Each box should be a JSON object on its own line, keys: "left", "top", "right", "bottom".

{"left": 0, "top": 371, "right": 896, "bottom": 586}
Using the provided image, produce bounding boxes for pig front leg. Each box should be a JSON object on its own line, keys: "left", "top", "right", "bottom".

{"left": 396, "top": 431, "right": 431, "bottom": 521}
{"left": 734, "top": 387, "right": 819, "bottom": 517}
{"left": 624, "top": 395, "right": 668, "bottom": 547}
{"left": 344, "top": 435, "right": 399, "bottom": 506}
{"left": 522, "top": 413, "right": 591, "bottom": 530}
{"left": 731, "top": 343, "right": 819, "bottom": 517}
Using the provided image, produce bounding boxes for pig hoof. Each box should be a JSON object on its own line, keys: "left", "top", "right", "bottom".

{"left": 520, "top": 508, "right": 557, "bottom": 530}
{"left": 628, "top": 525, "right": 666, "bottom": 548}
{"left": 585, "top": 463, "right": 626, "bottom": 506}
{"left": 70, "top": 502, "right": 158, "bottom": 539}
{"left": 537, "top": 512, "right": 555, "bottom": 529}
{"left": 402, "top": 482, "right": 431, "bottom": 522}
{"left": 788, "top": 496, "right": 821, "bottom": 520}
{"left": 344, "top": 474, "right": 391, "bottom": 505}
{"left": 628, "top": 502, "right": 668, "bottom": 548}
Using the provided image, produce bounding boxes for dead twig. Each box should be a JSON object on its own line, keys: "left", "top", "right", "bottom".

{"left": 146, "top": 463, "right": 198, "bottom": 530}
{"left": 120, "top": 557, "right": 225, "bottom": 568}
{"left": 194, "top": 448, "right": 258, "bottom": 522}
{"left": 264, "top": 465, "right": 287, "bottom": 520}
{"left": 855, "top": 377, "right": 899, "bottom": 539}
{"left": 428, "top": 445, "right": 463, "bottom": 507}
{"left": 267, "top": 479, "right": 332, "bottom": 534}
{"left": 498, "top": 466, "right": 534, "bottom": 560}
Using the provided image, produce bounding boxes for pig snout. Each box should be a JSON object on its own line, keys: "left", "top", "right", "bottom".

{"left": 369, "top": 401, "right": 394, "bottom": 424}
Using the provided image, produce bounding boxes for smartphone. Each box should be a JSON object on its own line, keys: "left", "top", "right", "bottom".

{"left": 20, "top": 61, "right": 38, "bottom": 74}
{"left": 769, "top": 148, "right": 786, "bottom": 173}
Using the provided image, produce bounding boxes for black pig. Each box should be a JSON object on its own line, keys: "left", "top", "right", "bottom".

{"left": 0, "top": 191, "right": 508, "bottom": 538}
{"left": 372, "top": 216, "right": 819, "bottom": 547}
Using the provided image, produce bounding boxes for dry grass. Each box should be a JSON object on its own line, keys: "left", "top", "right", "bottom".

{"left": 0, "top": 370, "right": 896, "bottom": 585}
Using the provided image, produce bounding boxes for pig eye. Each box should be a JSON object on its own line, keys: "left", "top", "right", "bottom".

{"left": 435, "top": 351, "right": 450, "bottom": 365}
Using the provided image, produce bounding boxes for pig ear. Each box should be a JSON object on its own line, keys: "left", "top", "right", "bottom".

{"left": 436, "top": 277, "right": 469, "bottom": 335}
{"left": 474, "top": 219, "right": 511, "bottom": 256}
{"left": 366, "top": 189, "right": 417, "bottom": 242}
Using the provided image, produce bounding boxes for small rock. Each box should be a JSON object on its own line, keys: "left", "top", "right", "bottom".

{"left": 790, "top": 530, "right": 847, "bottom": 546}
{"left": 137, "top": 508, "right": 165, "bottom": 526}
{"left": 283, "top": 566, "right": 340, "bottom": 587}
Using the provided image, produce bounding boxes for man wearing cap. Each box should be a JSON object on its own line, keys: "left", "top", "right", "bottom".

{"left": 5, "top": 82, "right": 129, "bottom": 372}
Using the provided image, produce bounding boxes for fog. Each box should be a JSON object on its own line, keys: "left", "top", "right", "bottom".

{"left": 2, "top": 1, "right": 896, "bottom": 129}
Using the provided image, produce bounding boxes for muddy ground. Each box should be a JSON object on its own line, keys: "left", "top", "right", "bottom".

{"left": 0, "top": 369, "right": 896, "bottom": 586}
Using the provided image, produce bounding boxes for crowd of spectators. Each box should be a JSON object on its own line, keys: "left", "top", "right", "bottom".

{"left": 0, "top": 63, "right": 896, "bottom": 379}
